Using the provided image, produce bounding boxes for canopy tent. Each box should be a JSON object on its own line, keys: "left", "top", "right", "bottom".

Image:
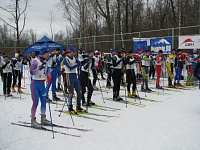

{"left": 22, "top": 35, "right": 65, "bottom": 56}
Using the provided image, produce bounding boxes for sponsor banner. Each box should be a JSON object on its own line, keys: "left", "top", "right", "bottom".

{"left": 178, "top": 35, "right": 200, "bottom": 49}
{"left": 133, "top": 41, "right": 147, "bottom": 53}
{"left": 150, "top": 37, "right": 172, "bottom": 55}
{"left": 133, "top": 38, "right": 150, "bottom": 46}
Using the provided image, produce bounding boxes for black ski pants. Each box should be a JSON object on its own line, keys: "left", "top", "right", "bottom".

{"left": 126, "top": 69, "right": 136, "bottom": 92}
{"left": 3, "top": 72, "right": 12, "bottom": 95}
{"left": 80, "top": 71, "right": 93, "bottom": 102}
{"left": 112, "top": 69, "right": 122, "bottom": 96}
{"left": 12, "top": 70, "right": 21, "bottom": 88}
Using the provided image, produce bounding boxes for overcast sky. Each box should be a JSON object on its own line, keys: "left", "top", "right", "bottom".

{"left": 0, "top": 0, "right": 68, "bottom": 39}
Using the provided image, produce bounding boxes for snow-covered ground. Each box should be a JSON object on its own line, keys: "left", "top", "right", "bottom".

{"left": 0, "top": 70, "right": 200, "bottom": 150}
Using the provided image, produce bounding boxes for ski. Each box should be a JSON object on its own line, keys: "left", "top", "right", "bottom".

{"left": 88, "top": 106, "right": 117, "bottom": 112}
{"left": 103, "top": 97, "right": 146, "bottom": 107}
{"left": 12, "top": 91, "right": 31, "bottom": 95}
{"left": 56, "top": 110, "right": 119, "bottom": 118}
{"left": 93, "top": 104, "right": 121, "bottom": 111}
{"left": 134, "top": 97, "right": 162, "bottom": 102}
{"left": 0, "top": 95, "right": 26, "bottom": 99}
{"left": 120, "top": 95, "right": 162, "bottom": 103}
{"left": 18, "top": 121, "right": 92, "bottom": 132}
{"left": 11, "top": 122, "right": 81, "bottom": 137}
{"left": 55, "top": 110, "right": 108, "bottom": 122}
{"left": 76, "top": 114, "right": 108, "bottom": 122}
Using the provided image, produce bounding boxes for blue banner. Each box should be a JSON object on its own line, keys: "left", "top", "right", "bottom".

{"left": 150, "top": 37, "right": 172, "bottom": 55}
{"left": 133, "top": 41, "right": 147, "bottom": 53}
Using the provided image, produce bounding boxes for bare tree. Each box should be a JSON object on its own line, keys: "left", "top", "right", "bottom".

{"left": 0, "top": 0, "right": 29, "bottom": 47}
{"left": 0, "top": 24, "right": 9, "bottom": 47}
{"left": 49, "top": 10, "right": 54, "bottom": 40}
{"left": 29, "top": 29, "right": 36, "bottom": 44}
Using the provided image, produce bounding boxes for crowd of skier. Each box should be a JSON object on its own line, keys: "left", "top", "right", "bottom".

{"left": 0, "top": 46, "right": 200, "bottom": 128}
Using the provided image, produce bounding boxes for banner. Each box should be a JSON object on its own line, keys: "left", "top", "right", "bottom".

{"left": 133, "top": 38, "right": 150, "bottom": 46}
{"left": 133, "top": 41, "right": 147, "bottom": 53}
{"left": 178, "top": 35, "right": 200, "bottom": 49}
{"left": 150, "top": 37, "right": 172, "bottom": 55}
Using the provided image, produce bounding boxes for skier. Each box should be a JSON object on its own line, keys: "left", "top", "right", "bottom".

{"left": 60, "top": 49, "right": 69, "bottom": 93}
{"left": 79, "top": 54, "right": 95, "bottom": 106}
{"left": 11, "top": 54, "right": 25, "bottom": 93}
{"left": 106, "top": 49, "right": 116, "bottom": 87}
{"left": 112, "top": 48, "right": 126, "bottom": 101}
{"left": 135, "top": 48, "right": 143, "bottom": 83}
{"left": 1, "top": 55, "right": 12, "bottom": 96}
{"left": 124, "top": 50, "right": 138, "bottom": 98}
{"left": 63, "top": 46, "right": 86, "bottom": 114}
{"left": 0, "top": 52, "right": 3, "bottom": 81}
{"left": 55, "top": 48, "right": 63, "bottom": 91}
{"left": 186, "top": 52, "right": 194, "bottom": 86}
{"left": 46, "top": 49, "right": 61, "bottom": 101}
{"left": 149, "top": 51, "right": 156, "bottom": 79}
{"left": 141, "top": 50, "right": 153, "bottom": 92}
{"left": 166, "top": 49, "right": 176, "bottom": 87}
{"left": 91, "top": 51, "right": 98, "bottom": 90}
{"left": 174, "top": 49, "right": 185, "bottom": 86}
{"left": 30, "top": 47, "right": 51, "bottom": 128}
{"left": 155, "top": 50, "right": 164, "bottom": 89}
{"left": 191, "top": 49, "right": 198, "bottom": 84}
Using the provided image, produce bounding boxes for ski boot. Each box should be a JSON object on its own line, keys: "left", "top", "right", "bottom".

{"left": 12, "top": 87, "right": 16, "bottom": 92}
{"left": 8, "top": 93, "right": 13, "bottom": 97}
{"left": 132, "top": 91, "right": 139, "bottom": 98}
{"left": 41, "top": 114, "right": 51, "bottom": 126}
{"left": 127, "top": 91, "right": 132, "bottom": 98}
{"left": 52, "top": 93, "right": 61, "bottom": 101}
{"left": 88, "top": 99, "right": 95, "bottom": 105}
{"left": 68, "top": 105, "right": 77, "bottom": 115}
{"left": 18, "top": 88, "right": 23, "bottom": 93}
{"left": 82, "top": 100, "right": 90, "bottom": 106}
{"left": 76, "top": 104, "right": 87, "bottom": 113}
{"left": 31, "top": 116, "right": 42, "bottom": 129}
{"left": 116, "top": 94, "right": 123, "bottom": 101}
{"left": 176, "top": 83, "right": 183, "bottom": 87}
{"left": 168, "top": 84, "right": 174, "bottom": 88}
{"left": 156, "top": 85, "right": 163, "bottom": 89}
{"left": 46, "top": 96, "right": 52, "bottom": 103}
{"left": 146, "top": 87, "right": 152, "bottom": 93}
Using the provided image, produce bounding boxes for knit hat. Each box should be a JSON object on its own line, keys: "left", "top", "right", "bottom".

{"left": 110, "top": 49, "right": 116, "bottom": 53}
{"left": 39, "top": 47, "right": 50, "bottom": 55}
{"left": 118, "top": 49, "right": 125, "bottom": 54}
{"left": 138, "top": 48, "right": 142, "bottom": 52}
{"left": 68, "top": 46, "right": 76, "bottom": 53}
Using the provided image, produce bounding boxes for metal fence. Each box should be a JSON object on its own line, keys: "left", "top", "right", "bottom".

{"left": 65, "top": 25, "right": 200, "bottom": 52}
{"left": 1, "top": 25, "right": 200, "bottom": 57}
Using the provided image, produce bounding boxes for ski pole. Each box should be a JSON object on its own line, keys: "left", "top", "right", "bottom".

{"left": 124, "top": 83, "right": 127, "bottom": 107}
{"left": 60, "top": 77, "right": 75, "bottom": 126}
{"left": 47, "top": 97, "right": 55, "bottom": 139}
{"left": 96, "top": 69, "right": 105, "bottom": 103}
{"left": 130, "top": 68, "right": 141, "bottom": 104}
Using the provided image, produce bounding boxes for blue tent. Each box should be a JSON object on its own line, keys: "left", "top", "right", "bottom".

{"left": 22, "top": 35, "right": 65, "bottom": 56}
